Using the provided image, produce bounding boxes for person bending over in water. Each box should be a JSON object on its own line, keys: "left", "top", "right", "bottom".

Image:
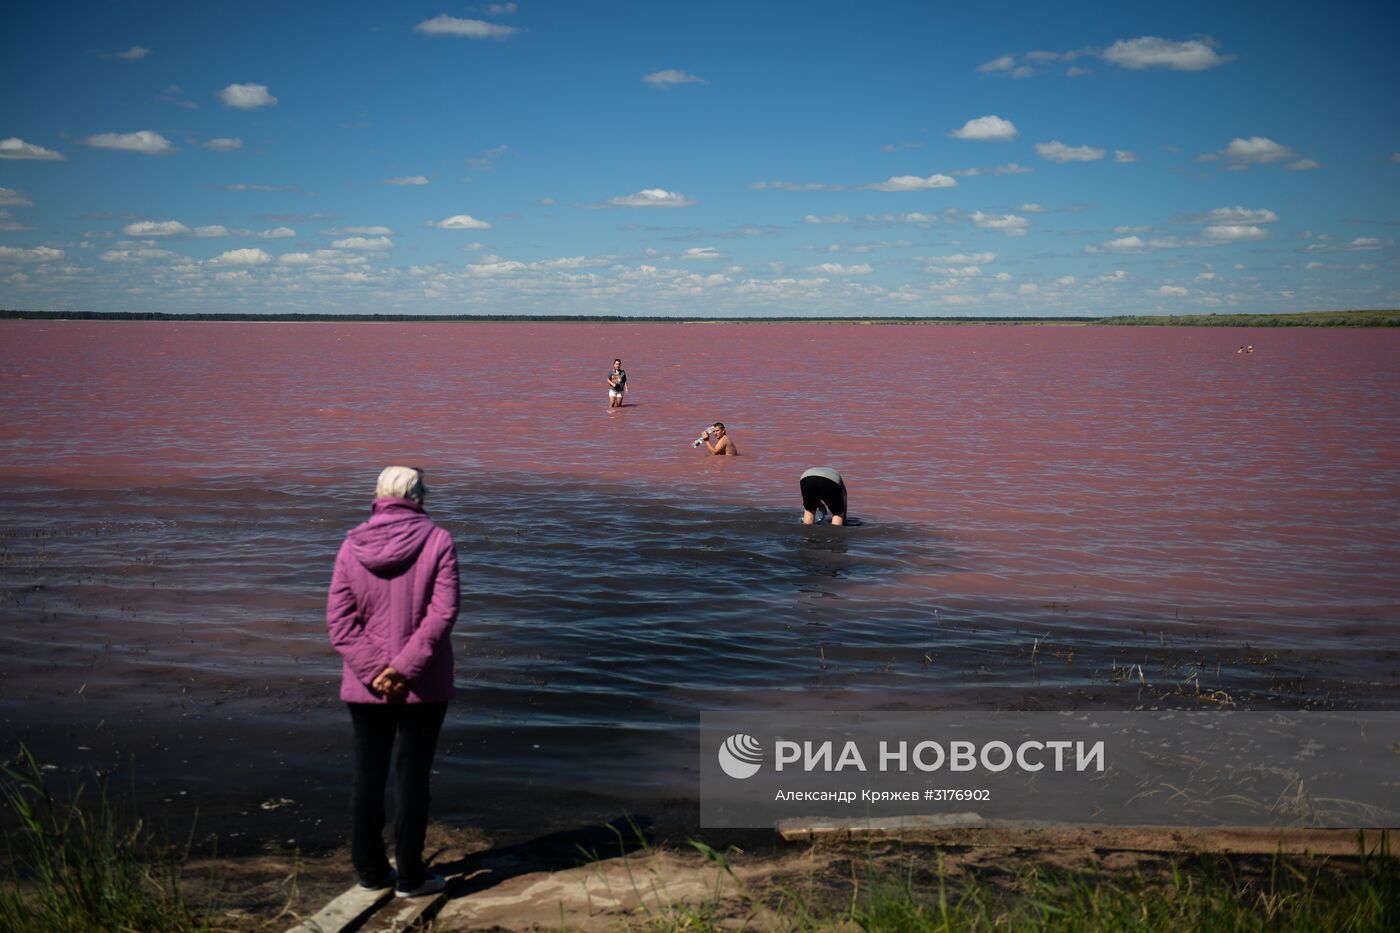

{"left": 607, "top": 359, "right": 627, "bottom": 409}
{"left": 800, "top": 466, "right": 847, "bottom": 525}
{"left": 326, "top": 466, "right": 458, "bottom": 899}
{"left": 701, "top": 422, "right": 738, "bottom": 456}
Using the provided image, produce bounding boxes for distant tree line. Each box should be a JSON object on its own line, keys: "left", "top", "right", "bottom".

{"left": 3, "top": 308, "right": 1395, "bottom": 325}
{"left": 1097, "top": 309, "right": 1400, "bottom": 327}
{"left": 0, "top": 309, "right": 1097, "bottom": 324}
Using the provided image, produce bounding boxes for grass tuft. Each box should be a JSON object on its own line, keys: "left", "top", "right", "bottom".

{"left": 0, "top": 746, "right": 209, "bottom": 933}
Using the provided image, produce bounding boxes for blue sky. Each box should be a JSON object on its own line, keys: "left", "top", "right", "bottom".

{"left": 2, "top": 0, "right": 1397, "bottom": 317}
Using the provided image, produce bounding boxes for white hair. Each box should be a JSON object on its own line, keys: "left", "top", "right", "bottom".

{"left": 374, "top": 465, "right": 425, "bottom": 503}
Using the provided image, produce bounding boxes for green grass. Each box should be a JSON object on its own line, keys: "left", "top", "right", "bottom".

{"left": 0, "top": 747, "right": 210, "bottom": 933}
{"left": 603, "top": 830, "right": 1398, "bottom": 932}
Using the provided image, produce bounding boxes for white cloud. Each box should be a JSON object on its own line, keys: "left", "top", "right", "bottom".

{"left": 994, "top": 272, "right": 1012, "bottom": 281}
{"left": 1203, "top": 224, "right": 1268, "bottom": 241}
{"left": 194, "top": 225, "right": 231, "bottom": 238}
{"left": 809, "top": 263, "right": 872, "bottom": 275}
{"left": 1154, "top": 285, "right": 1189, "bottom": 296}
{"left": 123, "top": 220, "right": 191, "bottom": 236}
{"left": 203, "top": 137, "right": 243, "bottom": 151}
{"left": 1103, "top": 235, "right": 1145, "bottom": 251}
{"left": 414, "top": 15, "right": 517, "bottom": 39}
{"left": 977, "top": 37, "right": 1230, "bottom": 80}
{"left": 211, "top": 247, "right": 271, "bottom": 265}
{"left": 435, "top": 214, "right": 492, "bottom": 229}
{"left": 279, "top": 251, "right": 342, "bottom": 265}
{"left": 0, "top": 137, "right": 65, "bottom": 160}
{"left": 485, "top": 2, "right": 518, "bottom": 13}
{"left": 83, "top": 130, "right": 174, "bottom": 155}
{"left": 868, "top": 213, "right": 940, "bottom": 224}
{"left": 607, "top": 188, "right": 696, "bottom": 208}
{"left": 643, "top": 69, "right": 707, "bottom": 88}
{"left": 1096, "top": 270, "right": 1127, "bottom": 282}
{"left": 101, "top": 247, "right": 175, "bottom": 262}
{"left": 217, "top": 83, "right": 278, "bottom": 110}
{"left": 1223, "top": 137, "right": 1293, "bottom": 162}
{"left": 1196, "top": 272, "right": 1218, "bottom": 281}
{"left": 1055, "top": 275, "right": 1076, "bottom": 286}
{"left": 1203, "top": 136, "right": 1296, "bottom": 166}
{"left": 117, "top": 46, "right": 151, "bottom": 61}
{"left": 865, "top": 174, "right": 957, "bottom": 191}
{"left": 1102, "top": 36, "right": 1229, "bottom": 71}
{"left": 1114, "top": 225, "right": 1151, "bottom": 234}
{"left": 926, "top": 252, "right": 997, "bottom": 264}
{"left": 466, "top": 258, "right": 527, "bottom": 275}
{"left": 387, "top": 175, "right": 429, "bottom": 185}
{"left": 460, "top": 241, "right": 487, "bottom": 251}
{"left": 1180, "top": 206, "right": 1279, "bottom": 225}
{"left": 683, "top": 247, "right": 723, "bottom": 261}
{"left": 1019, "top": 203, "right": 1046, "bottom": 213}
{"left": 0, "top": 187, "right": 32, "bottom": 207}
{"left": 258, "top": 226, "right": 296, "bottom": 238}
{"left": 332, "top": 236, "right": 393, "bottom": 249}
{"left": 1115, "top": 149, "right": 1137, "bottom": 163}
{"left": 1346, "top": 237, "right": 1381, "bottom": 249}
{"left": 1036, "top": 140, "right": 1105, "bottom": 162}
{"left": 969, "top": 211, "right": 1029, "bottom": 236}
{"left": 803, "top": 214, "right": 850, "bottom": 225}
{"left": 1018, "top": 283, "right": 1038, "bottom": 295}
{"left": 951, "top": 163, "right": 1022, "bottom": 177}
{"left": 949, "top": 115, "right": 1018, "bottom": 141}
{"left": 1285, "top": 159, "right": 1320, "bottom": 170}
{"left": 222, "top": 183, "right": 298, "bottom": 192}
{"left": 0, "top": 246, "right": 64, "bottom": 263}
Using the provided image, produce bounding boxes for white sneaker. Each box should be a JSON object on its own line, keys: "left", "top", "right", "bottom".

{"left": 394, "top": 872, "right": 446, "bottom": 898}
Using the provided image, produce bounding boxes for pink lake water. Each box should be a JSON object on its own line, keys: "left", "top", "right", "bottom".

{"left": 1, "top": 320, "right": 1397, "bottom": 845}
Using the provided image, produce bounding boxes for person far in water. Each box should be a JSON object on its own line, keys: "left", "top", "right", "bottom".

{"left": 694, "top": 422, "right": 739, "bottom": 455}
{"left": 800, "top": 466, "right": 847, "bottom": 525}
{"left": 607, "top": 358, "right": 627, "bottom": 409}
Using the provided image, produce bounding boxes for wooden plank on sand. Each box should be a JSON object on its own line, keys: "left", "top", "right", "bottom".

{"left": 285, "top": 883, "right": 392, "bottom": 933}
{"left": 357, "top": 891, "right": 448, "bottom": 933}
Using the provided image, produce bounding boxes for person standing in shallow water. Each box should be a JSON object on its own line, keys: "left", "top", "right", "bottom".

{"left": 327, "top": 466, "right": 458, "bottom": 898}
{"left": 607, "top": 358, "right": 627, "bottom": 409}
{"left": 700, "top": 422, "right": 738, "bottom": 455}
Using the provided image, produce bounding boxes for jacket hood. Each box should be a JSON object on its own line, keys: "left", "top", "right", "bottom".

{"left": 346, "top": 497, "right": 434, "bottom": 573}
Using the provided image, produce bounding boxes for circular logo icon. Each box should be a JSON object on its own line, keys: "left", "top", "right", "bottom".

{"left": 717, "top": 733, "right": 763, "bottom": 779}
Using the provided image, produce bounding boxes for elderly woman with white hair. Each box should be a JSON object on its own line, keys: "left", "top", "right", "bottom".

{"left": 327, "top": 466, "right": 459, "bottom": 898}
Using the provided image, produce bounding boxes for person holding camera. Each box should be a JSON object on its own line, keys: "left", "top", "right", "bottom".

{"left": 607, "top": 358, "right": 627, "bottom": 409}
{"left": 696, "top": 422, "right": 738, "bottom": 456}
{"left": 800, "top": 466, "right": 847, "bottom": 524}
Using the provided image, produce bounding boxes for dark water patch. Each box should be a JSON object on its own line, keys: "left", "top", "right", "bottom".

{"left": 1, "top": 471, "right": 1396, "bottom": 851}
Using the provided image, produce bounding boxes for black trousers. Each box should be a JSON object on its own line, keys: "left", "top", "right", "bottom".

{"left": 347, "top": 701, "right": 448, "bottom": 888}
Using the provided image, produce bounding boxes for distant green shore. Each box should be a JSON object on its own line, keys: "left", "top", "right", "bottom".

{"left": 3, "top": 308, "right": 1397, "bottom": 326}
